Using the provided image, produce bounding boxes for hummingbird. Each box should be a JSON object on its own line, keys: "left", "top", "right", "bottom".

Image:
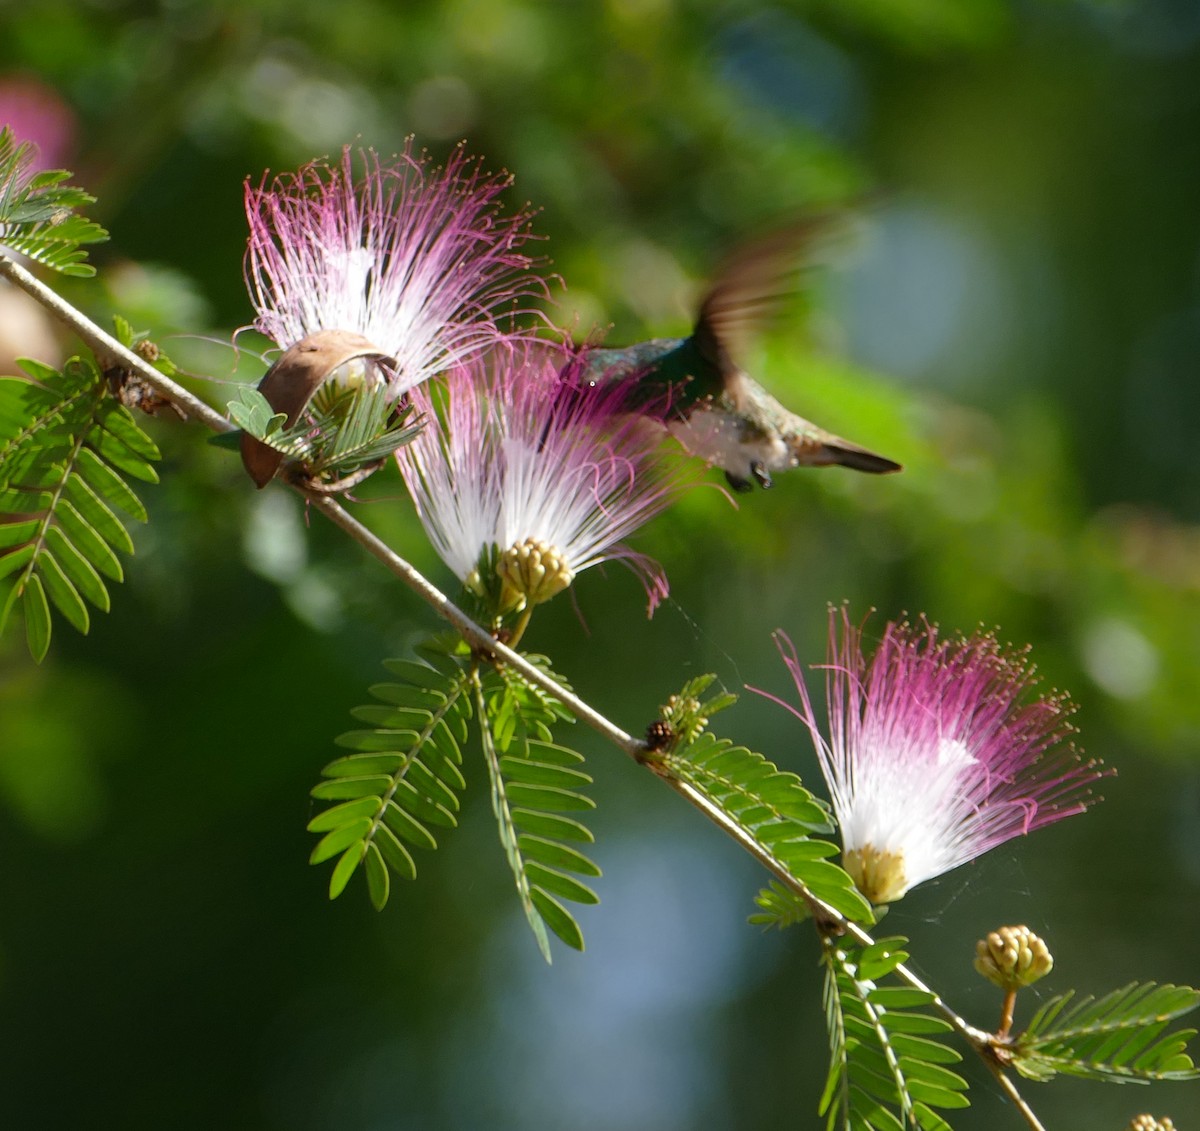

{"left": 575, "top": 217, "right": 901, "bottom": 492}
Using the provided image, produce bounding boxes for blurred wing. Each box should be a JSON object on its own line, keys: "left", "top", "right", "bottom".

{"left": 693, "top": 212, "right": 856, "bottom": 373}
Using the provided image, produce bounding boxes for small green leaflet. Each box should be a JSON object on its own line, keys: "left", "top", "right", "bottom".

{"left": 228, "top": 381, "right": 421, "bottom": 484}
{"left": 0, "top": 356, "right": 159, "bottom": 661}
{"left": 0, "top": 126, "right": 108, "bottom": 276}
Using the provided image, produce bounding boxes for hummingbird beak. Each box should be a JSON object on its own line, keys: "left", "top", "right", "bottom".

{"left": 790, "top": 435, "right": 901, "bottom": 475}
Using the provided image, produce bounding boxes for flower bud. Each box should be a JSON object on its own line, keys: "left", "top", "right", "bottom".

{"left": 1125, "top": 1116, "right": 1175, "bottom": 1131}
{"left": 496, "top": 538, "right": 575, "bottom": 612}
{"left": 974, "top": 925, "right": 1053, "bottom": 990}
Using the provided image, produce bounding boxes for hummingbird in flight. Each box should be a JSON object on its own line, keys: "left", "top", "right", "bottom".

{"left": 575, "top": 217, "right": 901, "bottom": 492}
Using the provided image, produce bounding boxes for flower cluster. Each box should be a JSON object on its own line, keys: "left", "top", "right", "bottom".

{"left": 769, "top": 607, "right": 1107, "bottom": 904}
{"left": 240, "top": 143, "right": 691, "bottom": 600}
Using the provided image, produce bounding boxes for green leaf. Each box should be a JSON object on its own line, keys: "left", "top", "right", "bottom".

{"left": 392, "top": 779, "right": 457, "bottom": 828}
{"left": 0, "top": 357, "right": 157, "bottom": 658}
{"left": 511, "top": 809, "right": 595, "bottom": 843}
{"left": 38, "top": 551, "right": 88, "bottom": 633}
{"left": 888, "top": 1035, "right": 963, "bottom": 1067}
{"left": 820, "top": 937, "right": 968, "bottom": 1130}
{"left": 44, "top": 526, "right": 109, "bottom": 612}
{"left": 230, "top": 381, "right": 420, "bottom": 492}
{"left": 858, "top": 939, "right": 911, "bottom": 981}
{"left": 310, "top": 774, "right": 395, "bottom": 801}
{"left": 227, "top": 386, "right": 286, "bottom": 437}
{"left": 870, "top": 987, "right": 937, "bottom": 1010}
{"left": 323, "top": 750, "right": 408, "bottom": 774}
{"left": 525, "top": 863, "right": 599, "bottom": 905}
{"left": 309, "top": 653, "right": 472, "bottom": 902}
{"left": 878, "top": 1012, "right": 956, "bottom": 1036}
{"left": 310, "top": 818, "right": 374, "bottom": 865}
{"left": 0, "top": 127, "right": 108, "bottom": 275}
{"left": 504, "top": 782, "right": 596, "bottom": 812}
{"left": 306, "top": 796, "right": 381, "bottom": 833}
{"left": 751, "top": 881, "right": 813, "bottom": 930}
{"left": 76, "top": 447, "right": 148, "bottom": 522}
{"left": 365, "top": 683, "right": 445, "bottom": 709}
{"left": 56, "top": 500, "right": 123, "bottom": 581}
{"left": 657, "top": 703, "right": 870, "bottom": 927}
{"left": 530, "top": 889, "right": 585, "bottom": 952}
{"left": 23, "top": 572, "right": 50, "bottom": 662}
{"left": 0, "top": 541, "right": 36, "bottom": 580}
{"left": 476, "top": 665, "right": 599, "bottom": 962}
{"left": 364, "top": 843, "right": 390, "bottom": 911}
{"left": 517, "top": 835, "right": 602, "bottom": 875}
{"left": 64, "top": 473, "right": 136, "bottom": 554}
{"left": 0, "top": 519, "right": 39, "bottom": 548}
{"left": 328, "top": 843, "right": 365, "bottom": 899}
{"left": 381, "top": 801, "right": 439, "bottom": 851}
{"left": 1015, "top": 982, "right": 1200, "bottom": 1083}
{"left": 373, "top": 822, "right": 417, "bottom": 882}
{"left": 498, "top": 755, "right": 592, "bottom": 790}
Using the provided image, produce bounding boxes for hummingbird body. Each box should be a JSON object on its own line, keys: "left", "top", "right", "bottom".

{"left": 578, "top": 331, "right": 900, "bottom": 492}
{"left": 574, "top": 218, "right": 900, "bottom": 492}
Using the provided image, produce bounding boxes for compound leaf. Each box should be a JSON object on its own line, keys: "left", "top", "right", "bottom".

{"left": 1014, "top": 982, "right": 1200, "bottom": 1084}
{"left": 821, "top": 937, "right": 968, "bottom": 1130}
{"left": 476, "top": 663, "right": 598, "bottom": 962}
{"left": 0, "top": 127, "right": 107, "bottom": 275}
{"left": 655, "top": 683, "right": 872, "bottom": 926}
{"left": 0, "top": 358, "right": 158, "bottom": 659}
{"left": 308, "top": 649, "right": 472, "bottom": 905}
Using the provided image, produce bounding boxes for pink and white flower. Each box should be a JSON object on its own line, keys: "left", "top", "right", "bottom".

{"left": 397, "top": 342, "right": 694, "bottom": 615}
{"left": 768, "top": 608, "right": 1107, "bottom": 904}
{"left": 244, "top": 142, "right": 544, "bottom": 396}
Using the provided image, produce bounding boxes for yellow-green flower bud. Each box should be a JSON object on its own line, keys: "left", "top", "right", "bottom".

{"left": 974, "top": 925, "right": 1053, "bottom": 990}
{"left": 1125, "top": 1117, "right": 1175, "bottom": 1131}
{"left": 496, "top": 538, "right": 575, "bottom": 612}
{"left": 464, "top": 567, "right": 486, "bottom": 599}
{"left": 844, "top": 844, "right": 909, "bottom": 905}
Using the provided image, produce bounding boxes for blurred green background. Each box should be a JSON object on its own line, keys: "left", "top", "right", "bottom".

{"left": 1, "top": 1, "right": 1198, "bottom": 1127}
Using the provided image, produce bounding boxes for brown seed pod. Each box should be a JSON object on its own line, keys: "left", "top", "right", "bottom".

{"left": 239, "top": 329, "right": 395, "bottom": 488}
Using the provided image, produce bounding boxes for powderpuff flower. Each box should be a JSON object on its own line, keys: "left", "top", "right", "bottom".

{"left": 768, "top": 608, "right": 1107, "bottom": 905}
{"left": 243, "top": 142, "right": 545, "bottom": 397}
{"left": 0, "top": 77, "right": 76, "bottom": 172}
{"left": 396, "top": 342, "right": 695, "bottom": 617}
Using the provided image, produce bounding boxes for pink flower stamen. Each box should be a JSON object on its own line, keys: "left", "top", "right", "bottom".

{"left": 244, "top": 141, "right": 547, "bottom": 396}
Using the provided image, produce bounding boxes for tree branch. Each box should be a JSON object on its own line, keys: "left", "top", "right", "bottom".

{"left": 0, "top": 253, "right": 232, "bottom": 432}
